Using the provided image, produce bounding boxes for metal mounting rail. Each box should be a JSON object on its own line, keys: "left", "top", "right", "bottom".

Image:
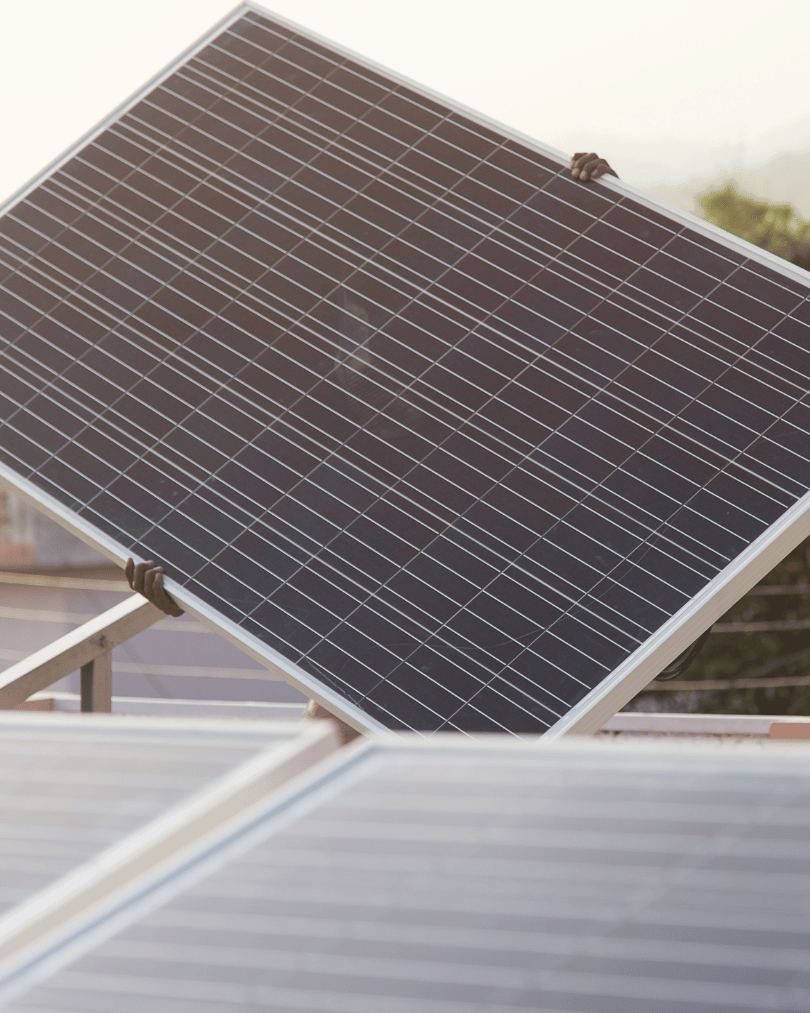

{"left": 0, "top": 595, "right": 163, "bottom": 712}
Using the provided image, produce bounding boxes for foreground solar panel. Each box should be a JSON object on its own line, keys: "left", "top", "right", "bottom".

{"left": 2, "top": 737, "right": 810, "bottom": 1011}
{"left": 2, "top": 5, "right": 810, "bottom": 736}
{"left": 0, "top": 711, "right": 337, "bottom": 964}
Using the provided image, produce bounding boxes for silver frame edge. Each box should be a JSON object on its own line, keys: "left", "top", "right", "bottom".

{"left": 244, "top": 2, "right": 810, "bottom": 284}
{"left": 0, "top": 4, "right": 250, "bottom": 220}
{"left": 0, "top": 721, "right": 346, "bottom": 1004}
{"left": 545, "top": 487, "right": 810, "bottom": 738}
{"left": 0, "top": 461, "right": 388, "bottom": 736}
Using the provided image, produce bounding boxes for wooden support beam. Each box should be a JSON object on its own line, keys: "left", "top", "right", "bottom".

{"left": 0, "top": 595, "right": 163, "bottom": 711}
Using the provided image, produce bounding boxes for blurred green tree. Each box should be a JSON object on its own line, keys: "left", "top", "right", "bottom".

{"left": 699, "top": 183, "right": 810, "bottom": 269}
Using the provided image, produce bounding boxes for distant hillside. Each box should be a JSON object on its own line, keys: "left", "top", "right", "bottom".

{"left": 648, "top": 149, "right": 810, "bottom": 220}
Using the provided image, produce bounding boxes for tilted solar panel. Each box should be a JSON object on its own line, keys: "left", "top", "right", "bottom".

{"left": 3, "top": 738, "right": 810, "bottom": 1011}
{"left": 1, "top": 3, "right": 810, "bottom": 736}
{"left": 0, "top": 712, "right": 323, "bottom": 919}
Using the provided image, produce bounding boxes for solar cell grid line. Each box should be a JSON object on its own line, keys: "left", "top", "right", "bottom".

{"left": 4, "top": 133, "right": 789, "bottom": 423}
{"left": 3, "top": 737, "right": 810, "bottom": 1011}
{"left": 3, "top": 6, "right": 810, "bottom": 736}
{"left": 41, "top": 175, "right": 805, "bottom": 522}
{"left": 0, "top": 328, "right": 801, "bottom": 619}
{"left": 56, "top": 248, "right": 797, "bottom": 559}
{"left": 0, "top": 29, "right": 801, "bottom": 696}
{"left": 88, "top": 97, "right": 571, "bottom": 305}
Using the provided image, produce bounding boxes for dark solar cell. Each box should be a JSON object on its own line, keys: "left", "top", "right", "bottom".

{"left": 2, "top": 7, "right": 810, "bottom": 735}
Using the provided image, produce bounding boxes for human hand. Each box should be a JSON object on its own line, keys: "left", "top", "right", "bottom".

{"left": 302, "top": 698, "right": 361, "bottom": 746}
{"left": 125, "top": 558, "right": 184, "bottom": 617}
{"left": 569, "top": 152, "right": 618, "bottom": 182}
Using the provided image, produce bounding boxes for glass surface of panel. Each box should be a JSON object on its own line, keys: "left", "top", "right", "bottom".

{"left": 5, "top": 746, "right": 810, "bottom": 1011}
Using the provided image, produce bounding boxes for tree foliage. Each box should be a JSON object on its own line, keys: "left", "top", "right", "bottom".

{"left": 698, "top": 183, "right": 810, "bottom": 270}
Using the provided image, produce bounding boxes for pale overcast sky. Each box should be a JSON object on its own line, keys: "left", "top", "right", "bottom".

{"left": 1, "top": 0, "right": 808, "bottom": 204}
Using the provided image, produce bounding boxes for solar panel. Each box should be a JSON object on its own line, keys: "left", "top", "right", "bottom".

{"left": 0, "top": 711, "right": 338, "bottom": 975}
{"left": 3, "top": 737, "right": 810, "bottom": 1010}
{"left": 2, "top": 3, "right": 810, "bottom": 736}
{"left": 0, "top": 711, "right": 331, "bottom": 920}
